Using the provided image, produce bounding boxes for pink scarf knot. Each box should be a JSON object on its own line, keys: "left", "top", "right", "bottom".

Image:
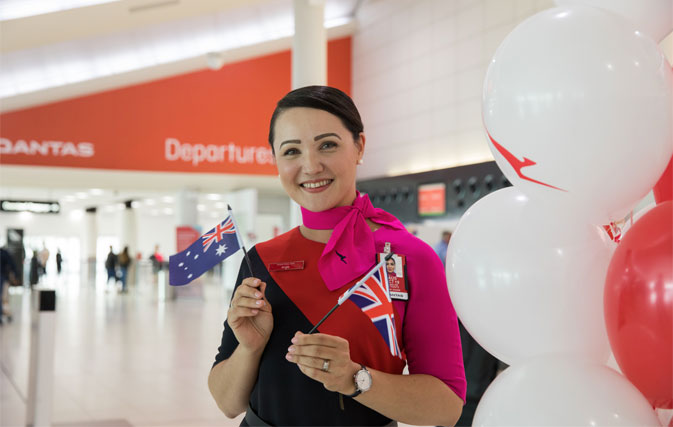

{"left": 301, "top": 192, "right": 404, "bottom": 290}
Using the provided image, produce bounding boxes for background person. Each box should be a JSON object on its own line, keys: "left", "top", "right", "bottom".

{"left": 434, "top": 230, "right": 452, "bottom": 268}
{"left": 0, "top": 247, "right": 17, "bottom": 323}
{"left": 208, "top": 86, "right": 466, "bottom": 426}
{"left": 105, "top": 246, "right": 118, "bottom": 286}
{"left": 118, "top": 246, "right": 131, "bottom": 293}
{"left": 56, "top": 249, "right": 63, "bottom": 274}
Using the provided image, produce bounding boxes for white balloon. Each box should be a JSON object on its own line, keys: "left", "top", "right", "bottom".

{"left": 555, "top": 0, "right": 673, "bottom": 42}
{"left": 483, "top": 5, "right": 673, "bottom": 224}
{"left": 473, "top": 356, "right": 661, "bottom": 426}
{"left": 447, "top": 187, "right": 613, "bottom": 365}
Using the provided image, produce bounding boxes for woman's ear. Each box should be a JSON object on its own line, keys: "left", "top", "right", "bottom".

{"left": 357, "top": 132, "right": 366, "bottom": 162}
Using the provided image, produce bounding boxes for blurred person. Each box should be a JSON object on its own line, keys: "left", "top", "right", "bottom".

{"left": 434, "top": 230, "right": 452, "bottom": 268}
{"left": 150, "top": 244, "right": 164, "bottom": 273}
{"left": 208, "top": 86, "right": 466, "bottom": 426}
{"left": 55, "top": 248, "right": 63, "bottom": 274}
{"left": 105, "top": 246, "right": 118, "bottom": 285}
{"left": 29, "top": 249, "right": 40, "bottom": 287}
{"left": 0, "top": 247, "right": 18, "bottom": 323}
{"left": 118, "top": 246, "right": 131, "bottom": 293}
{"left": 38, "top": 242, "right": 50, "bottom": 277}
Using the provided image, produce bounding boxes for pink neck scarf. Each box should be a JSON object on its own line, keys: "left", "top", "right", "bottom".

{"left": 301, "top": 192, "right": 404, "bottom": 291}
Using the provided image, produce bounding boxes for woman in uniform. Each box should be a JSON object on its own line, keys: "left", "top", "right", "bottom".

{"left": 208, "top": 86, "right": 466, "bottom": 426}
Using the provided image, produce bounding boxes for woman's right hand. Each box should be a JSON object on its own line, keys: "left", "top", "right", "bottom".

{"left": 227, "top": 277, "right": 273, "bottom": 353}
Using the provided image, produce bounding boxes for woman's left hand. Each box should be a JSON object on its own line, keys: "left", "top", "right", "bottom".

{"left": 286, "top": 331, "right": 360, "bottom": 394}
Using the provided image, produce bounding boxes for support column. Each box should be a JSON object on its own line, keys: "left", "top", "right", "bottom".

{"left": 292, "top": 0, "right": 327, "bottom": 89}
{"left": 121, "top": 200, "right": 137, "bottom": 286}
{"left": 176, "top": 189, "right": 198, "bottom": 227}
{"left": 26, "top": 289, "right": 56, "bottom": 427}
{"left": 84, "top": 207, "right": 97, "bottom": 285}
{"left": 291, "top": 0, "right": 326, "bottom": 226}
{"left": 172, "top": 189, "right": 200, "bottom": 299}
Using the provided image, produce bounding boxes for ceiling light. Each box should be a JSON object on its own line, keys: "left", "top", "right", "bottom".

{"left": 0, "top": 0, "right": 121, "bottom": 21}
{"left": 69, "top": 210, "right": 84, "bottom": 220}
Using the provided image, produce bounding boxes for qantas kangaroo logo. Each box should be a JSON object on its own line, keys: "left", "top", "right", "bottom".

{"left": 486, "top": 131, "right": 566, "bottom": 192}
{"left": 336, "top": 250, "right": 347, "bottom": 264}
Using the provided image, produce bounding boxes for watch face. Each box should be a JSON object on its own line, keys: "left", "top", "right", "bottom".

{"left": 355, "top": 369, "right": 371, "bottom": 391}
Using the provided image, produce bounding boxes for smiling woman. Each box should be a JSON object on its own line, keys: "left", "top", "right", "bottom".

{"left": 207, "top": 86, "right": 466, "bottom": 426}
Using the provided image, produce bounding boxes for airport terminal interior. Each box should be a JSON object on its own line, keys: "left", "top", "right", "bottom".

{"left": 1, "top": 0, "right": 672, "bottom": 426}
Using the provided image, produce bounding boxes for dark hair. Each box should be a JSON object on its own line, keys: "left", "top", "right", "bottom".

{"left": 268, "top": 85, "right": 364, "bottom": 152}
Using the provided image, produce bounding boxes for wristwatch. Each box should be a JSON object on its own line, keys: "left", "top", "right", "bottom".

{"left": 345, "top": 364, "right": 372, "bottom": 398}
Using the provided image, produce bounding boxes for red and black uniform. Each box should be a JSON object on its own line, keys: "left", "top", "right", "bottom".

{"left": 214, "top": 227, "right": 466, "bottom": 425}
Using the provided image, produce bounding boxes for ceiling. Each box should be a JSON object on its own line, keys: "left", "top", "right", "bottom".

{"left": 0, "top": 0, "right": 359, "bottom": 212}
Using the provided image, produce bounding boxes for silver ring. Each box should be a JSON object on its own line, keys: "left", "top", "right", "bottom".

{"left": 321, "top": 359, "right": 330, "bottom": 372}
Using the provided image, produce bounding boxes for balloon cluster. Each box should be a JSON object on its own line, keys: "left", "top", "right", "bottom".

{"left": 447, "top": 2, "right": 672, "bottom": 425}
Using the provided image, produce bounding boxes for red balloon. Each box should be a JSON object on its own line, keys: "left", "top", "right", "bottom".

{"left": 605, "top": 201, "right": 673, "bottom": 408}
{"left": 653, "top": 156, "right": 672, "bottom": 204}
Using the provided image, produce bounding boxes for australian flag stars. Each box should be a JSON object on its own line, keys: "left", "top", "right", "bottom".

{"left": 169, "top": 216, "right": 242, "bottom": 286}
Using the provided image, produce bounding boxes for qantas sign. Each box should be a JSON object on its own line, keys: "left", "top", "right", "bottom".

{"left": 0, "top": 138, "right": 94, "bottom": 157}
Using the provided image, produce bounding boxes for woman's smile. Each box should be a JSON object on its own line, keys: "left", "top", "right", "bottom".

{"left": 300, "top": 179, "right": 334, "bottom": 192}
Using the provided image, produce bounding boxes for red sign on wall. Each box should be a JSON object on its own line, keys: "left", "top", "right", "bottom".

{"left": 176, "top": 226, "right": 202, "bottom": 252}
{"left": 0, "top": 37, "right": 352, "bottom": 176}
{"left": 418, "top": 183, "right": 446, "bottom": 216}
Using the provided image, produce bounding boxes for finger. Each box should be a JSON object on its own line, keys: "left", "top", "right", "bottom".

{"left": 292, "top": 332, "right": 346, "bottom": 349}
{"left": 232, "top": 295, "right": 266, "bottom": 310}
{"left": 236, "top": 279, "right": 265, "bottom": 298}
{"left": 285, "top": 353, "right": 326, "bottom": 370}
{"left": 228, "top": 305, "right": 261, "bottom": 320}
{"left": 288, "top": 343, "right": 338, "bottom": 362}
{"left": 297, "top": 363, "right": 330, "bottom": 384}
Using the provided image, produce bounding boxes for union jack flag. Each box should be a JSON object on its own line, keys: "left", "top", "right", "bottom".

{"left": 168, "top": 215, "right": 242, "bottom": 286}
{"left": 345, "top": 263, "right": 402, "bottom": 358}
{"left": 202, "top": 216, "right": 236, "bottom": 252}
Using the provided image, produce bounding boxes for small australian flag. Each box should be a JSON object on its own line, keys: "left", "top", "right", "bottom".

{"left": 169, "top": 215, "right": 242, "bottom": 286}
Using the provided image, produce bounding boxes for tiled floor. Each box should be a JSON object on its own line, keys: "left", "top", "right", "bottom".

{"left": 1, "top": 271, "right": 244, "bottom": 427}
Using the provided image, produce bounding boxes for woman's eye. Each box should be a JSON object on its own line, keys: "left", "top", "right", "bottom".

{"left": 320, "top": 141, "right": 338, "bottom": 150}
{"left": 282, "top": 148, "right": 299, "bottom": 156}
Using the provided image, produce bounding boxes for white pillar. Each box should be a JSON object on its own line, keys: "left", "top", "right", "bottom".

{"left": 176, "top": 189, "right": 198, "bottom": 227}
{"left": 26, "top": 289, "right": 56, "bottom": 427}
{"left": 291, "top": 0, "right": 326, "bottom": 224}
{"left": 292, "top": 0, "right": 326, "bottom": 89}
{"left": 121, "top": 201, "right": 137, "bottom": 254}
{"left": 121, "top": 200, "right": 137, "bottom": 286}
{"left": 84, "top": 207, "right": 97, "bottom": 284}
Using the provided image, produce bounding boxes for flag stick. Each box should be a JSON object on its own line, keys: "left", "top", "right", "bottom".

{"left": 308, "top": 252, "right": 394, "bottom": 334}
{"left": 227, "top": 204, "right": 254, "bottom": 275}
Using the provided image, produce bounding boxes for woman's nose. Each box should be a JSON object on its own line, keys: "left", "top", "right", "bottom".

{"left": 301, "top": 151, "right": 324, "bottom": 174}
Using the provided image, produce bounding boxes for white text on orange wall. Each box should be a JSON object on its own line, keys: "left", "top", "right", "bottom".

{"left": 164, "top": 137, "right": 274, "bottom": 167}
{"left": 0, "top": 138, "right": 94, "bottom": 157}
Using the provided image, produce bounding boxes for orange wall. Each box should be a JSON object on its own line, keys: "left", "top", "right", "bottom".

{"left": 0, "top": 37, "right": 351, "bottom": 175}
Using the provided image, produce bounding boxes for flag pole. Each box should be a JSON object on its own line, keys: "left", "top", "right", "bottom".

{"left": 227, "top": 205, "right": 254, "bottom": 275}
{"left": 308, "top": 252, "right": 394, "bottom": 334}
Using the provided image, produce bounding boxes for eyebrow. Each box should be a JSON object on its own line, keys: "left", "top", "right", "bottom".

{"left": 314, "top": 133, "right": 341, "bottom": 141}
{"left": 279, "top": 133, "right": 341, "bottom": 148}
{"left": 279, "top": 139, "right": 300, "bottom": 148}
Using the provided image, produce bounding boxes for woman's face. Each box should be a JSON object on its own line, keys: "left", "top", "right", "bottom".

{"left": 272, "top": 107, "right": 364, "bottom": 212}
{"left": 386, "top": 258, "right": 395, "bottom": 274}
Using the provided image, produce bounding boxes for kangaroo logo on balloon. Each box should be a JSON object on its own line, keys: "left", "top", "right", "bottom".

{"left": 486, "top": 131, "right": 566, "bottom": 192}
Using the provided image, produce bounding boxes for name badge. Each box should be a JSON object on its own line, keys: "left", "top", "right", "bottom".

{"left": 378, "top": 252, "right": 409, "bottom": 301}
{"left": 268, "top": 261, "right": 305, "bottom": 272}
